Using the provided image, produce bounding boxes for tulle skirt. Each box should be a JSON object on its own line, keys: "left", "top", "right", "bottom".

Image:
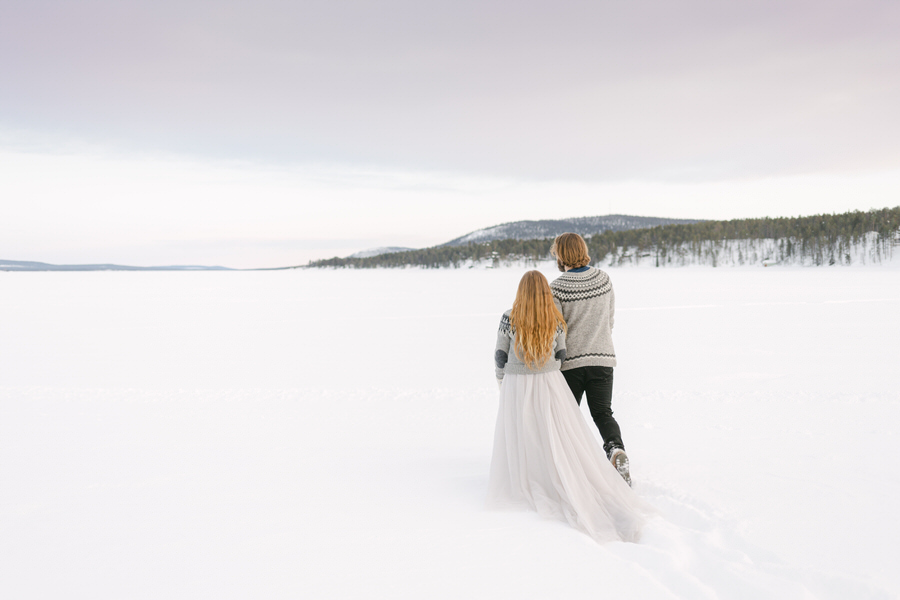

{"left": 487, "top": 371, "right": 654, "bottom": 543}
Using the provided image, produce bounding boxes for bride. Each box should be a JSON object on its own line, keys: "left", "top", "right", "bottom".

{"left": 487, "top": 270, "right": 653, "bottom": 543}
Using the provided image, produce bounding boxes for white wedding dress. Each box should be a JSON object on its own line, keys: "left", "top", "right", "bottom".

{"left": 487, "top": 371, "right": 654, "bottom": 543}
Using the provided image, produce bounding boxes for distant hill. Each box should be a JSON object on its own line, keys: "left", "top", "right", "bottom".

{"left": 442, "top": 215, "right": 702, "bottom": 246}
{"left": 348, "top": 246, "right": 415, "bottom": 258}
{"left": 309, "top": 207, "right": 900, "bottom": 269}
{"left": 0, "top": 260, "right": 232, "bottom": 272}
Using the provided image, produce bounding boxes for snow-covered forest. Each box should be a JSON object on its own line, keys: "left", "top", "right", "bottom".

{"left": 310, "top": 207, "right": 900, "bottom": 269}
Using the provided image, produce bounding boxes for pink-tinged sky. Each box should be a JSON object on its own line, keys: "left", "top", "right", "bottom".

{"left": 2, "top": 0, "right": 899, "bottom": 267}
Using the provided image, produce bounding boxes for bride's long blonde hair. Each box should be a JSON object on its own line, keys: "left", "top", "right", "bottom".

{"left": 510, "top": 271, "right": 567, "bottom": 369}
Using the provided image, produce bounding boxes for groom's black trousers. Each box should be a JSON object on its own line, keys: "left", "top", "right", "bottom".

{"left": 561, "top": 366, "right": 624, "bottom": 456}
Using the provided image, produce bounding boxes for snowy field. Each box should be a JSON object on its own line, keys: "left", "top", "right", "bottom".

{"left": 1, "top": 263, "right": 898, "bottom": 599}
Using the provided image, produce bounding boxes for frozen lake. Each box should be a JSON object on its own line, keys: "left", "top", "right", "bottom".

{"left": 1, "top": 264, "right": 898, "bottom": 599}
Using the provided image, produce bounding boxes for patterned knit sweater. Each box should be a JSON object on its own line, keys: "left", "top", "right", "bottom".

{"left": 549, "top": 267, "right": 617, "bottom": 369}
{"left": 494, "top": 310, "right": 567, "bottom": 379}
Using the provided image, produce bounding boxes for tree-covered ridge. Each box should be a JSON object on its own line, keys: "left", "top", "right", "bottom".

{"left": 443, "top": 214, "right": 702, "bottom": 246}
{"left": 308, "top": 207, "right": 900, "bottom": 268}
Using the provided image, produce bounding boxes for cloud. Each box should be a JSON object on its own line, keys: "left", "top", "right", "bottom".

{"left": 2, "top": 0, "right": 898, "bottom": 180}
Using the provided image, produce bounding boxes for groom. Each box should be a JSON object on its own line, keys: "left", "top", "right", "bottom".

{"left": 549, "top": 233, "right": 632, "bottom": 486}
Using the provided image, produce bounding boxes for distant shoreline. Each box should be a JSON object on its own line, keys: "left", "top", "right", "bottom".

{"left": 0, "top": 260, "right": 237, "bottom": 272}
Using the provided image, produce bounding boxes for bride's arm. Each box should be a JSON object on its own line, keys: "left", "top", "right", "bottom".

{"left": 555, "top": 325, "right": 567, "bottom": 364}
{"left": 494, "top": 312, "right": 512, "bottom": 383}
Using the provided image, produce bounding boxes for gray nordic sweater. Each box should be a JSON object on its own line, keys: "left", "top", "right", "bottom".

{"left": 550, "top": 267, "right": 617, "bottom": 369}
{"left": 494, "top": 310, "right": 567, "bottom": 379}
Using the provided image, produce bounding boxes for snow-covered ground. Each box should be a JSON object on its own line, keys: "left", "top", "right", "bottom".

{"left": 1, "top": 264, "right": 898, "bottom": 599}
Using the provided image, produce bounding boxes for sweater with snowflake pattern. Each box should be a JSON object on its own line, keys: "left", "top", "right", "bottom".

{"left": 549, "top": 266, "right": 617, "bottom": 369}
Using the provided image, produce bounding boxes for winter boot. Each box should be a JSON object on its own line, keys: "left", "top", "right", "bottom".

{"left": 609, "top": 448, "right": 632, "bottom": 487}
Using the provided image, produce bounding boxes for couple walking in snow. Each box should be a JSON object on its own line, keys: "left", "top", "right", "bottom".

{"left": 487, "top": 233, "right": 653, "bottom": 543}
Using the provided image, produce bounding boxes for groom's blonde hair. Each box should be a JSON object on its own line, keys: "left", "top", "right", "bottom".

{"left": 551, "top": 233, "right": 591, "bottom": 271}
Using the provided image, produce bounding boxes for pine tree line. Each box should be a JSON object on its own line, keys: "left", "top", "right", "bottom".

{"left": 307, "top": 207, "right": 900, "bottom": 269}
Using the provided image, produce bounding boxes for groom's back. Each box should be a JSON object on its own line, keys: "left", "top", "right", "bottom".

{"left": 550, "top": 266, "right": 617, "bottom": 370}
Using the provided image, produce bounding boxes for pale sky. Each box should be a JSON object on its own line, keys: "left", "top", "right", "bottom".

{"left": 2, "top": 1, "right": 899, "bottom": 267}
